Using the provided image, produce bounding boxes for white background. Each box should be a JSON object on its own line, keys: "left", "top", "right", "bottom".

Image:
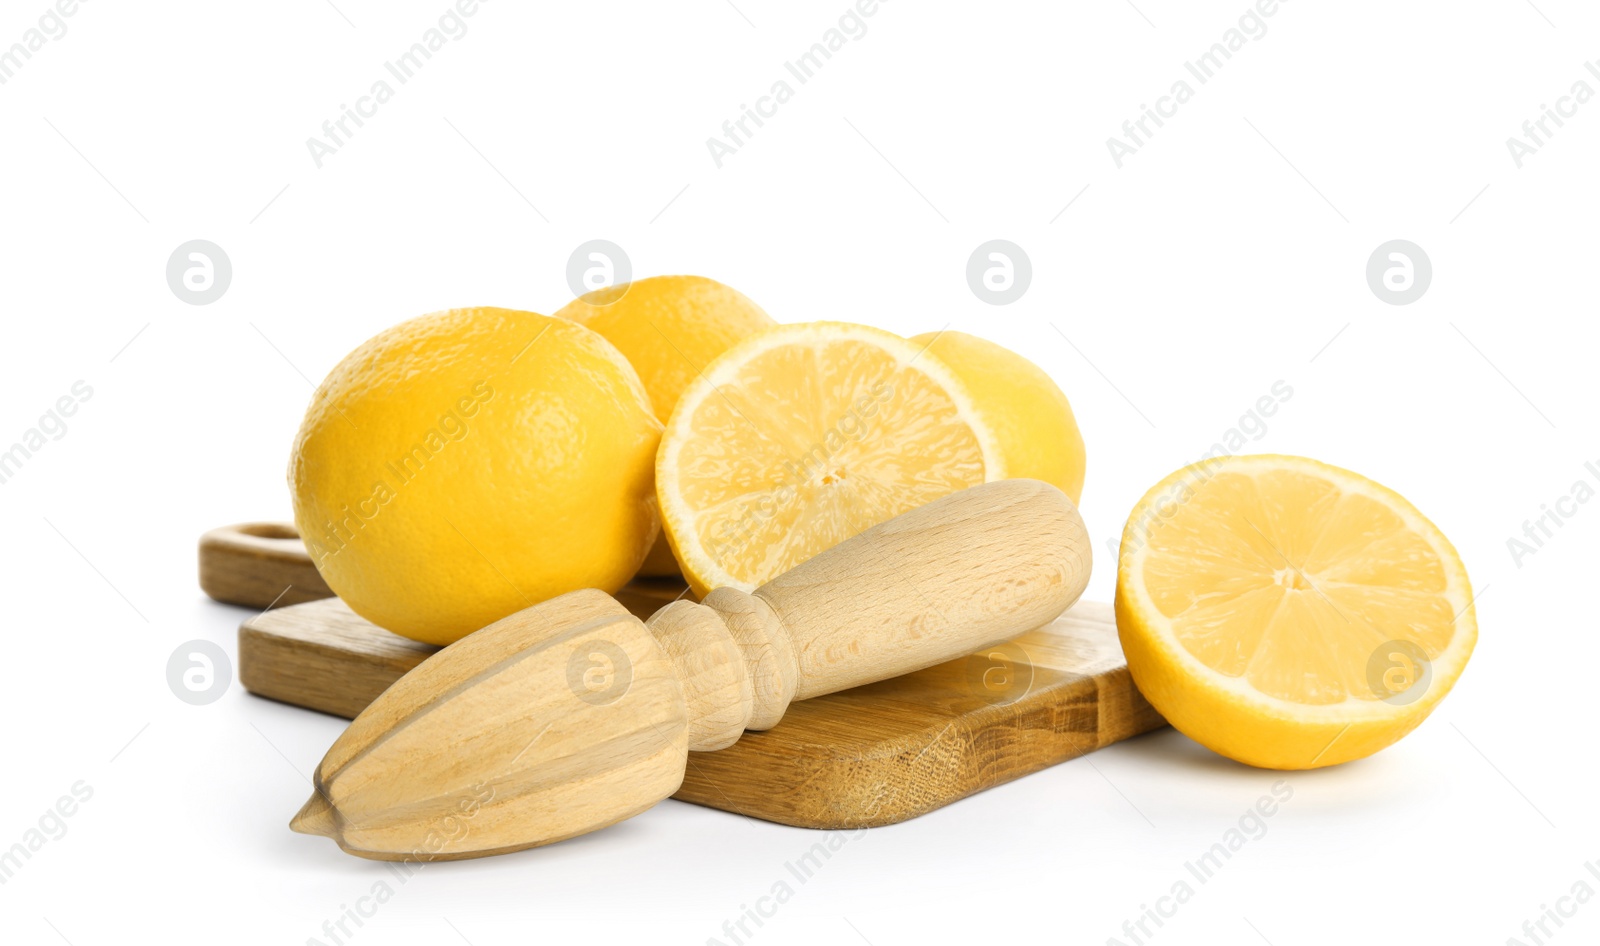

{"left": 1, "top": 1, "right": 1596, "bottom": 943}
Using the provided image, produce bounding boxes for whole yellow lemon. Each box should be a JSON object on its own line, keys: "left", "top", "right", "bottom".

{"left": 557, "top": 275, "right": 775, "bottom": 576}
{"left": 289, "top": 307, "right": 662, "bottom": 646}
{"left": 909, "top": 331, "right": 1086, "bottom": 504}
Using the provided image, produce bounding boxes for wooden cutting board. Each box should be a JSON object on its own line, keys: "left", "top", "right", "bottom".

{"left": 203, "top": 523, "right": 1165, "bottom": 829}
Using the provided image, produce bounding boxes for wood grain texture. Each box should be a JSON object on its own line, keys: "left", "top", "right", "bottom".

{"left": 236, "top": 581, "right": 688, "bottom": 720}
{"left": 199, "top": 523, "right": 333, "bottom": 609}
{"left": 681, "top": 602, "right": 1161, "bottom": 828}
{"left": 750, "top": 477, "right": 1091, "bottom": 702}
{"left": 203, "top": 522, "right": 684, "bottom": 617}
{"left": 210, "top": 502, "right": 1166, "bottom": 833}
{"left": 238, "top": 597, "right": 1163, "bottom": 829}
{"left": 292, "top": 591, "right": 688, "bottom": 860}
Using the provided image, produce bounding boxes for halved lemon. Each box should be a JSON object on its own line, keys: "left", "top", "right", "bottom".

{"left": 1116, "top": 454, "right": 1476, "bottom": 769}
{"left": 657, "top": 322, "right": 1006, "bottom": 597}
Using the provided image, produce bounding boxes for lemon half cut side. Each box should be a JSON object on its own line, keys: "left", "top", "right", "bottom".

{"left": 656, "top": 322, "right": 1007, "bottom": 597}
{"left": 1115, "top": 454, "right": 1477, "bottom": 769}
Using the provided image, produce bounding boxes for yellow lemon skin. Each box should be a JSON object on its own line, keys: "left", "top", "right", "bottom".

{"left": 289, "top": 308, "right": 662, "bottom": 646}
{"left": 909, "top": 331, "right": 1085, "bottom": 505}
{"left": 557, "top": 275, "right": 775, "bottom": 576}
{"left": 1115, "top": 455, "right": 1477, "bottom": 770}
{"left": 555, "top": 275, "right": 775, "bottom": 422}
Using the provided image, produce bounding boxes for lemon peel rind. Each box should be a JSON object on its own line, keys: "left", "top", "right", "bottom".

{"left": 290, "top": 308, "right": 663, "bottom": 645}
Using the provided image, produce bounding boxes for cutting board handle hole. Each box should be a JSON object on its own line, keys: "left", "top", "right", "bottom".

{"left": 237, "top": 523, "right": 300, "bottom": 540}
